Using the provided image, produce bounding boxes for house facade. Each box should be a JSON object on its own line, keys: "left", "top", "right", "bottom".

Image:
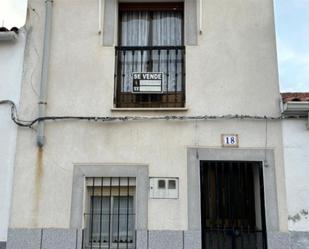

{"left": 281, "top": 93, "right": 309, "bottom": 249}
{"left": 6, "top": 0, "right": 294, "bottom": 249}
{"left": 0, "top": 27, "right": 26, "bottom": 249}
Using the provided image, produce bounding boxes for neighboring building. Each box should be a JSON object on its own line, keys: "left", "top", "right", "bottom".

{"left": 0, "top": 27, "right": 26, "bottom": 249}
{"left": 6, "top": 1, "right": 293, "bottom": 249}
{"left": 281, "top": 93, "right": 309, "bottom": 248}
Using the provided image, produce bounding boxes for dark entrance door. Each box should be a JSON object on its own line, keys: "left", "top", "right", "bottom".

{"left": 200, "top": 161, "right": 267, "bottom": 249}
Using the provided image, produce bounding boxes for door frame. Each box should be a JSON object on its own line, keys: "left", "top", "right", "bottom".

{"left": 187, "top": 148, "right": 283, "bottom": 249}
{"left": 199, "top": 160, "right": 267, "bottom": 249}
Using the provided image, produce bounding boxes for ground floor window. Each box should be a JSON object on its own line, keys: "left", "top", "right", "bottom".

{"left": 84, "top": 177, "right": 136, "bottom": 249}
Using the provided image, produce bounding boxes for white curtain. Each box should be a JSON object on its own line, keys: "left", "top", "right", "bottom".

{"left": 112, "top": 196, "right": 134, "bottom": 243}
{"left": 91, "top": 197, "right": 110, "bottom": 243}
{"left": 152, "top": 11, "right": 182, "bottom": 46}
{"left": 120, "top": 11, "right": 183, "bottom": 92}
{"left": 90, "top": 196, "right": 134, "bottom": 244}
{"left": 121, "top": 12, "right": 150, "bottom": 46}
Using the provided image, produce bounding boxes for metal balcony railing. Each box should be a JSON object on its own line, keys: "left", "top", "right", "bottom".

{"left": 114, "top": 46, "right": 186, "bottom": 108}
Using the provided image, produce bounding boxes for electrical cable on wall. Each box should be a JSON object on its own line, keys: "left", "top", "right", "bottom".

{"left": 0, "top": 100, "right": 32, "bottom": 128}
{"left": 0, "top": 99, "right": 298, "bottom": 130}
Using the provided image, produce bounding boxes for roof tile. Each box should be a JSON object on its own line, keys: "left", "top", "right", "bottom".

{"left": 281, "top": 92, "right": 309, "bottom": 103}
{"left": 0, "top": 27, "right": 19, "bottom": 34}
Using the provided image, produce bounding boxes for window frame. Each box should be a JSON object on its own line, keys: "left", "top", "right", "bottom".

{"left": 83, "top": 178, "right": 137, "bottom": 249}
{"left": 118, "top": 2, "right": 184, "bottom": 12}
{"left": 102, "top": 0, "right": 198, "bottom": 46}
{"left": 114, "top": 2, "right": 186, "bottom": 108}
{"left": 117, "top": 2, "right": 185, "bottom": 48}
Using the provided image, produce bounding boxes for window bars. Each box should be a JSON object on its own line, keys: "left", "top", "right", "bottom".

{"left": 115, "top": 46, "right": 186, "bottom": 108}
{"left": 83, "top": 177, "right": 136, "bottom": 249}
{"left": 115, "top": 6, "right": 185, "bottom": 108}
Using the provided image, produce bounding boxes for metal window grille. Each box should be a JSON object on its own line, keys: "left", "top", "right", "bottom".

{"left": 114, "top": 5, "right": 185, "bottom": 108}
{"left": 115, "top": 46, "right": 186, "bottom": 108}
{"left": 200, "top": 161, "right": 267, "bottom": 249}
{"left": 83, "top": 177, "right": 136, "bottom": 249}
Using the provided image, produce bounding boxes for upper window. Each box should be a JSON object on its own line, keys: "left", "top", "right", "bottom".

{"left": 114, "top": 3, "right": 186, "bottom": 108}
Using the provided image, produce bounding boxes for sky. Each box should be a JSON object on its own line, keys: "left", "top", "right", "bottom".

{"left": 274, "top": 0, "right": 309, "bottom": 92}
{"left": 0, "top": 0, "right": 308, "bottom": 92}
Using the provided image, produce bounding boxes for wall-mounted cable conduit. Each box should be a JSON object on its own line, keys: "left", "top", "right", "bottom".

{"left": 0, "top": 100, "right": 32, "bottom": 128}
{"left": 3, "top": 100, "right": 306, "bottom": 131}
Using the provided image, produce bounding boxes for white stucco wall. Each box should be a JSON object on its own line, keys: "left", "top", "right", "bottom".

{"left": 9, "top": 0, "right": 288, "bottom": 233}
{"left": 0, "top": 31, "right": 26, "bottom": 241}
{"left": 283, "top": 119, "right": 309, "bottom": 231}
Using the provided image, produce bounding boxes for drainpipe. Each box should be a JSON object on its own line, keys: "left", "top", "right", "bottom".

{"left": 37, "top": 0, "right": 53, "bottom": 147}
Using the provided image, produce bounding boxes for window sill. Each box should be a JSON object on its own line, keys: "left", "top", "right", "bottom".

{"left": 111, "top": 107, "right": 188, "bottom": 112}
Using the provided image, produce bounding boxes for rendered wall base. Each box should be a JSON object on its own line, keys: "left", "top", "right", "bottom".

{"left": 6, "top": 229, "right": 309, "bottom": 249}
{"left": 6, "top": 229, "right": 200, "bottom": 249}
{"left": 290, "top": 232, "right": 309, "bottom": 249}
{"left": 266, "top": 231, "right": 309, "bottom": 249}
{"left": 268, "top": 232, "right": 291, "bottom": 249}
{"left": 0, "top": 242, "right": 6, "bottom": 249}
{"left": 6, "top": 229, "right": 82, "bottom": 249}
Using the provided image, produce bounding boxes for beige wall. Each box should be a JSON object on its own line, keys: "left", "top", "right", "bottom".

{"left": 0, "top": 30, "right": 26, "bottom": 242}
{"left": 283, "top": 120, "right": 309, "bottom": 231}
{"left": 10, "top": 0, "right": 287, "bottom": 232}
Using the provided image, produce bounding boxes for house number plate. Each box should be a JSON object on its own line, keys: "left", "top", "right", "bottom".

{"left": 221, "top": 134, "right": 239, "bottom": 147}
